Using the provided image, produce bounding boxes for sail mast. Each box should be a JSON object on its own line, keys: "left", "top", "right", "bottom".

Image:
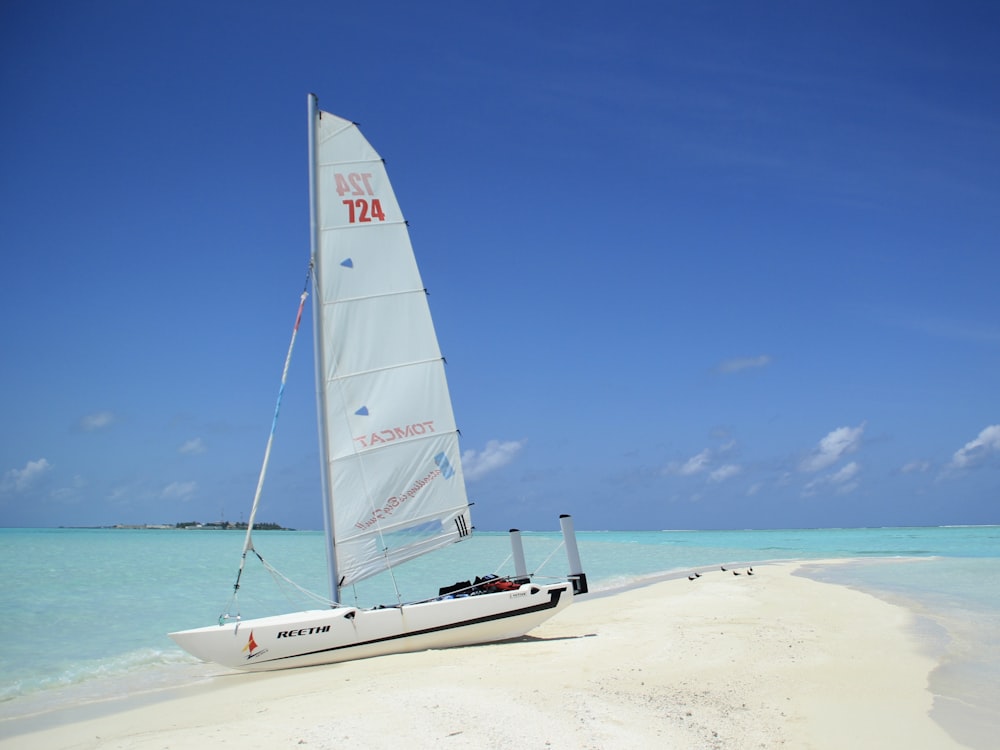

{"left": 308, "top": 93, "right": 340, "bottom": 603}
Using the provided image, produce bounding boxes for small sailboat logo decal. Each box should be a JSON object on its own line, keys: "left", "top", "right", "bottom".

{"left": 242, "top": 630, "right": 268, "bottom": 660}
{"left": 243, "top": 631, "right": 259, "bottom": 654}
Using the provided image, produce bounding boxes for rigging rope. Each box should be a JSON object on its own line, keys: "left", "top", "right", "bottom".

{"left": 229, "top": 265, "right": 312, "bottom": 607}
{"left": 532, "top": 539, "right": 566, "bottom": 579}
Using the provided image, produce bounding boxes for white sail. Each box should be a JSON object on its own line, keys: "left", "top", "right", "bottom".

{"left": 311, "top": 109, "right": 471, "bottom": 591}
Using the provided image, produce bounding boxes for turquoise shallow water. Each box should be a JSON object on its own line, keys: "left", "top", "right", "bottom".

{"left": 1, "top": 525, "right": 998, "bottom": 740}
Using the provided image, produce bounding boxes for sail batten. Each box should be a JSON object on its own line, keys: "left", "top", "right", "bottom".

{"left": 310, "top": 100, "right": 471, "bottom": 594}
{"left": 328, "top": 357, "right": 446, "bottom": 384}
{"left": 319, "top": 286, "right": 428, "bottom": 306}
{"left": 317, "top": 156, "right": 384, "bottom": 167}
{"left": 320, "top": 219, "right": 409, "bottom": 231}
{"left": 331, "top": 429, "right": 463, "bottom": 460}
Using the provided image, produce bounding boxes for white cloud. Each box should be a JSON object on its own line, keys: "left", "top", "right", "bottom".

{"left": 679, "top": 449, "right": 711, "bottom": 476}
{"left": 718, "top": 354, "right": 772, "bottom": 374}
{"left": 664, "top": 443, "right": 741, "bottom": 481}
{"left": 900, "top": 460, "right": 931, "bottom": 474}
{"left": 800, "top": 422, "right": 865, "bottom": 472}
{"left": 1, "top": 458, "right": 53, "bottom": 493}
{"left": 803, "top": 461, "right": 861, "bottom": 496}
{"left": 709, "top": 464, "right": 741, "bottom": 482}
{"left": 949, "top": 425, "right": 1000, "bottom": 470}
{"left": 179, "top": 438, "right": 206, "bottom": 455}
{"left": 79, "top": 411, "right": 115, "bottom": 431}
{"left": 829, "top": 461, "right": 860, "bottom": 484}
{"left": 161, "top": 481, "right": 197, "bottom": 500}
{"left": 461, "top": 439, "right": 526, "bottom": 481}
{"left": 663, "top": 449, "right": 711, "bottom": 476}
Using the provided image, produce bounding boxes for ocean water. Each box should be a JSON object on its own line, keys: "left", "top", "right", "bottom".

{"left": 1, "top": 525, "right": 998, "bottom": 742}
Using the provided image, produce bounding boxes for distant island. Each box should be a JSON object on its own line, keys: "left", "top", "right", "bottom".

{"left": 173, "top": 520, "right": 292, "bottom": 530}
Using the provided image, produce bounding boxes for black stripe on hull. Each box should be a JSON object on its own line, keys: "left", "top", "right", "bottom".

{"left": 260, "top": 585, "right": 567, "bottom": 666}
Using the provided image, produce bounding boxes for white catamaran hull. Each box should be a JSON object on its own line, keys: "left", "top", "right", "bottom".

{"left": 169, "top": 581, "right": 572, "bottom": 672}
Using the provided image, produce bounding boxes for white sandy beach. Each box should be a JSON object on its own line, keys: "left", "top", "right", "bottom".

{"left": 2, "top": 562, "right": 971, "bottom": 749}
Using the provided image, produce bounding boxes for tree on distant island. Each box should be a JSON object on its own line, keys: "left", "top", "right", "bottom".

{"left": 174, "top": 521, "right": 291, "bottom": 530}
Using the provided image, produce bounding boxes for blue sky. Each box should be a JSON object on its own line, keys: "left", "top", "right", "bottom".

{"left": 1, "top": 2, "right": 997, "bottom": 531}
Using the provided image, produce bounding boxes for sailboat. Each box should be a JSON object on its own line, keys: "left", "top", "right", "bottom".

{"left": 168, "top": 95, "right": 586, "bottom": 671}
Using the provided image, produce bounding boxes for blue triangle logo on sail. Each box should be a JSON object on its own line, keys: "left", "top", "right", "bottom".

{"left": 341, "top": 258, "right": 354, "bottom": 268}
{"left": 355, "top": 406, "right": 369, "bottom": 416}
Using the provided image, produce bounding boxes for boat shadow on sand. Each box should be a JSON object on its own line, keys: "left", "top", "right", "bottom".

{"left": 499, "top": 632, "right": 598, "bottom": 645}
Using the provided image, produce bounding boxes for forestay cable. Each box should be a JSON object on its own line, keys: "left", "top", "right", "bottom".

{"left": 229, "top": 268, "right": 311, "bottom": 605}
